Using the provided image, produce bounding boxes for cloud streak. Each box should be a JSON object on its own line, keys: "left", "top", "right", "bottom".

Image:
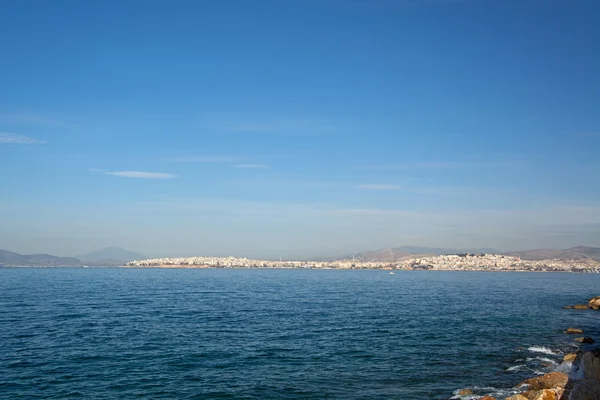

{"left": 105, "top": 171, "right": 177, "bottom": 179}
{"left": 0, "top": 132, "right": 45, "bottom": 144}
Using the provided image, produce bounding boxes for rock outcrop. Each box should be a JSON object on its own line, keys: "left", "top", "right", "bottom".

{"left": 505, "top": 395, "right": 528, "bottom": 400}
{"left": 471, "top": 296, "right": 600, "bottom": 400}
{"left": 581, "top": 351, "right": 600, "bottom": 380}
{"left": 570, "top": 378, "right": 600, "bottom": 400}
{"left": 564, "top": 353, "right": 578, "bottom": 363}
{"left": 532, "top": 389, "right": 563, "bottom": 400}
{"left": 563, "top": 351, "right": 600, "bottom": 400}
{"left": 515, "top": 371, "right": 569, "bottom": 391}
{"left": 564, "top": 304, "right": 590, "bottom": 310}
{"left": 565, "top": 296, "right": 600, "bottom": 310}
{"left": 565, "top": 328, "right": 584, "bottom": 334}
{"left": 587, "top": 296, "right": 600, "bottom": 310}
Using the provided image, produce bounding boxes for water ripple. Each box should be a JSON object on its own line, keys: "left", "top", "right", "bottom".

{"left": 1, "top": 269, "right": 600, "bottom": 399}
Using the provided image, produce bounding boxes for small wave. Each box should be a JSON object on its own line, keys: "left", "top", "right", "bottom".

{"left": 527, "top": 346, "right": 558, "bottom": 355}
{"left": 451, "top": 386, "right": 517, "bottom": 400}
{"left": 569, "top": 363, "right": 585, "bottom": 380}
{"left": 555, "top": 362, "right": 573, "bottom": 374}
{"left": 526, "top": 356, "right": 558, "bottom": 365}
{"left": 507, "top": 364, "right": 525, "bottom": 372}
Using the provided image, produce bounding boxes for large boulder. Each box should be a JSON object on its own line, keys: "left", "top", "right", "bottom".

{"left": 574, "top": 337, "right": 595, "bottom": 344}
{"left": 530, "top": 389, "right": 562, "bottom": 400}
{"left": 480, "top": 396, "right": 496, "bottom": 400}
{"left": 570, "top": 379, "right": 600, "bottom": 400}
{"left": 457, "top": 388, "right": 473, "bottom": 396}
{"left": 587, "top": 296, "right": 600, "bottom": 310}
{"left": 505, "top": 395, "right": 528, "bottom": 400}
{"left": 581, "top": 351, "right": 600, "bottom": 380}
{"left": 516, "top": 388, "right": 564, "bottom": 400}
{"left": 515, "top": 371, "right": 569, "bottom": 391}
{"left": 565, "top": 328, "right": 584, "bottom": 334}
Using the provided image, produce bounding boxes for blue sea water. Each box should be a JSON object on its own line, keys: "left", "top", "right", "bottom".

{"left": 1, "top": 269, "right": 600, "bottom": 399}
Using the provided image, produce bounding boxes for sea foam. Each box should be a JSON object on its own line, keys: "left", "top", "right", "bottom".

{"left": 527, "top": 346, "right": 558, "bottom": 355}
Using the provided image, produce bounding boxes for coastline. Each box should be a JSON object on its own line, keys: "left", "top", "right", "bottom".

{"left": 124, "top": 253, "right": 600, "bottom": 273}
{"left": 2, "top": 265, "right": 599, "bottom": 274}
{"left": 452, "top": 296, "right": 600, "bottom": 400}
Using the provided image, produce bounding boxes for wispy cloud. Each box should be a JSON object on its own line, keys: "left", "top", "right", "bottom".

{"left": 233, "top": 164, "right": 268, "bottom": 169}
{"left": 356, "top": 184, "right": 404, "bottom": 190}
{"left": 0, "top": 132, "right": 45, "bottom": 144}
{"left": 105, "top": 171, "right": 177, "bottom": 179}
{"left": 170, "top": 155, "right": 239, "bottom": 163}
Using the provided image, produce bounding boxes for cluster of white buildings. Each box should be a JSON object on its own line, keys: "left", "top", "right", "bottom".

{"left": 126, "top": 256, "right": 368, "bottom": 269}
{"left": 399, "top": 254, "right": 599, "bottom": 272}
{"left": 125, "top": 254, "right": 599, "bottom": 272}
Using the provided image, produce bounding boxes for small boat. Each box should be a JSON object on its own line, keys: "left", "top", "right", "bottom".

{"left": 389, "top": 271, "right": 395, "bottom": 275}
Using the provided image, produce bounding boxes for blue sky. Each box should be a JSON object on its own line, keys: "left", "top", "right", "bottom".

{"left": 1, "top": 0, "right": 599, "bottom": 259}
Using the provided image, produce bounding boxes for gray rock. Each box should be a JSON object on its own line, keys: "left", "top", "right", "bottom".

{"left": 570, "top": 379, "right": 600, "bottom": 400}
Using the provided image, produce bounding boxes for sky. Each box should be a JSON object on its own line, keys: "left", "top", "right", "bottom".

{"left": 1, "top": 0, "right": 599, "bottom": 259}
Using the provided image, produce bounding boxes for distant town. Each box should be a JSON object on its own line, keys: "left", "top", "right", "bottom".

{"left": 125, "top": 253, "right": 600, "bottom": 273}
{"left": 2, "top": 246, "right": 599, "bottom": 272}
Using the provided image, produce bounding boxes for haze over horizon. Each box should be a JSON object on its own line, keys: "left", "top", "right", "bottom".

{"left": 1, "top": 0, "right": 599, "bottom": 259}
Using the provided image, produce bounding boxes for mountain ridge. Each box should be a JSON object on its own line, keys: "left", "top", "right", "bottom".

{"left": 0, "top": 246, "right": 145, "bottom": 267}
{"left": 503, "top": 246, "right": 600, "bottom": 262}
{"left": 340, "top": 245, "right": 600, "bottom": 263}
{"left": 0, "top": 249, "right": 82, "bottom": 267}
{"left": 1, "top": 246, "right": 599, "bottom": 266}
{"left": 76, "top": 247, "right": 145, "bottom": 264}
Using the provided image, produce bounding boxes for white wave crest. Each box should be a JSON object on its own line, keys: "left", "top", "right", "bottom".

{"left": 537, "top": 357, "right": 558, "bottom": 365}
{"left": 527, "top": 346, "right": 558, "bottom": 355}
{"left": 450, "top": 386, "right": 501, "bottom": 399}
{"left": 556, "top": 362, "right": 574, "bottom": 374}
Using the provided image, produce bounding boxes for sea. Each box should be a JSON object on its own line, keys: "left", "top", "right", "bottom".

{"left": 1, "top": 268, "right": 600, "bottom": 399}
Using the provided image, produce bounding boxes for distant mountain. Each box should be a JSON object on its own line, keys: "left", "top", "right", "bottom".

{"left": 504, "top": 246, "right": 600, "bottom": 262}
{"left": 391, "top": 246, "right": 497, "bottom": 255}
{"left": 0, "top": 249, "right": 27, "bottom": 264}
{"left": 76, "top": 247, "right": 145, "bottom": 265}
{"left": 349, "top": 246, "right": 498, "bottom": 263}
{"left": 0, "top": 249, "right": 82, "bottom": 267}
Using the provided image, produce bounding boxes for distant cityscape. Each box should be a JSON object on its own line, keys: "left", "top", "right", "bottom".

{"left": 2, "top": 246, "right": 599, "bottom": 272}
{"left": 126, "top": 253, "right": 600, "bottom": 273}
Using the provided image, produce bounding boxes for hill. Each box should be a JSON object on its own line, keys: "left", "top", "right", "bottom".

{"left": 504, "top": 246, "right": 600, "bottom": 262}
{"left": 350, "top": 246, "right": 498, "bottom": 262}
{"left": 76, "top": 247, "right": 145, "bottom": 265}
{"left": 391, "top": 246, "right": 496, "bottom": 255}
{"left": 0, "top": 249, "right": 82, "bottom": 267}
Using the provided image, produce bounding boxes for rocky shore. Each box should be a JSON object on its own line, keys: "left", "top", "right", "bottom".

{"left": 455, "top": 296, "right": 600, "bottom": 400}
